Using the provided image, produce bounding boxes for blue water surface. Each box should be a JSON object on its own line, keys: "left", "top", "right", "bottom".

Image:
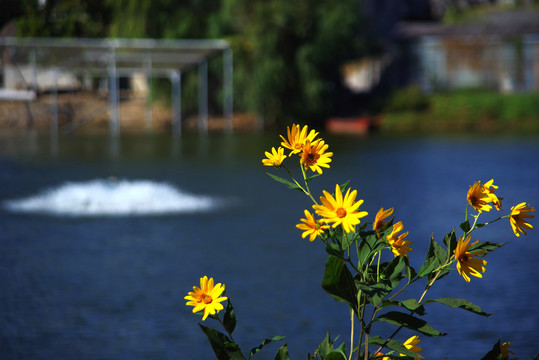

{"left": 0, "top": 132, "right": 537, "bottom": 360}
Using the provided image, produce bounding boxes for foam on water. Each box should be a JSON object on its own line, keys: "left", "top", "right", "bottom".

{"left": 3, "top": 179, "right": 220, "bottom": 216}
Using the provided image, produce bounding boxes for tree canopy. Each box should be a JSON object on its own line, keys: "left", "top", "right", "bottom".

{"left": 5, "top": 0, "right": 377, "bottom": 128}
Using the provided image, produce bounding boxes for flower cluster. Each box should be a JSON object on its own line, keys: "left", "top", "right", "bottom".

{"left": 185, "top": 124, "right": 534, "bottom": 360}
{"left": 263, "top": 123, "right": 333, "bottom": 174}
{"left": 460, "top": 179, "right": 535, "bottom": 281}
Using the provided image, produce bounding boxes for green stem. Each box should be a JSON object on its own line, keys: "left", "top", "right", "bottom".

{"left": 376, "top": 251, "right": 381, "bottom": 282}
{"left": 349, "top": 308, "right": 355, "bottom": 360}
{"left": 369, "top": 266, "right": 445, "bottom": 359}
{"left": 465, "top": 213, "right": 480, "bottom": 237}
{"left": 300, "top": 162, "right": 319, "bottom": 205}
{"left": 281, "top": 165, "right": 308, "bottom": 195}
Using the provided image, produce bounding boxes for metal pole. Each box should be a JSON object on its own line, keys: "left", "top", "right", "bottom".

{"left": 50, "top": 69, "right": 59, "bottom": 139}
{"left": 171, "top": 70, "right": 182, "bottom": 135}
{"left": 108, "top": 48, "right": 120, "bottom": 136}
{"left": 223, "top": 48, "right": 233, "bottom": 134}
{"left": 198, "top": 60, "right": 208, "bottom": 134}
{"left": 30, "top": 49, "right": 37, "bottom": 92}
{"left": 145, "top": 55, "right": 153, "bottom": 129}
{"left": 50, "top": 68, "right": 59, "bottom": 155}
{"left": 522, "top": 34, "right": 536, "bottom": 91}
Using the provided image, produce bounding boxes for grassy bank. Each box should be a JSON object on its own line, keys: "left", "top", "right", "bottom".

{"left": 379, "top": 87, "right": 539, "bottom": 133}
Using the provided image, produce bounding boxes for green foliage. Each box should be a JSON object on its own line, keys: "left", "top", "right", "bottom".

{"left": 16, "top": 0, "right": 112, "bottom": 37}
{"left": 385, "top": 86, "right": 429, "bottom": 113}
{"left": 374, "top": 311, "right": 445, "bottom": 337}
{"left": 199, "top": 324, "right": 246, "bottom": 360}
{"left": 381, "top": 89, "right": 539, "bottom": 132}
{"left": 14, "top": 0, "right": 375, "bottom": 126}
{"left": 312, "top": 333, "right": 347, "bottom": 360}
{"left": 322, "top": 256, "right": 358, "bottom": 311}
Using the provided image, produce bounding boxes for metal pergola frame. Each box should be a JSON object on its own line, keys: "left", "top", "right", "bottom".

{"left": 0, "top": 37, "right": 233, "bottom": 136}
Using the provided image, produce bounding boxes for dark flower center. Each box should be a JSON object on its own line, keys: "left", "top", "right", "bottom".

{"left": 336, "top": 208, "right": 347, "bottom": 218}
{"left": 306, "top": 152, "right": 320, "bottom": 165}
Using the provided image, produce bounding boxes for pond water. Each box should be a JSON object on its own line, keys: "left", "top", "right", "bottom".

{"left": 0, "top": 131, "right": 538, "bottom": 360}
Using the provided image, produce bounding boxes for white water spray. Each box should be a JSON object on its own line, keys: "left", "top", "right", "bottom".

{"left": 3, "top": 179, "right": 220, "bottom": 216}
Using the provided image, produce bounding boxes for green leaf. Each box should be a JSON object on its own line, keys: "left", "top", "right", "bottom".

{"left": 417, "top": 235, "right": 447, "bottom": 278}
{"left": 424, "top": 297, "right": 491, "bottom": 317}
{"left": 325, "top": 241, "right": 344, "bottom": 258}
{"left": 223, "top": 300, "right": 236, "bottom": 335}
{"left": 273, "top": 343, "right": 290, "bottom": 360}
{"left": 315, "top": 332, "right": 333, "bottom": 359}
{"left": 443, "top": 230, "right": 457, "bottom": 255}
{"left": 468, "top": 241, "right": 505, "bottom": 257}
{"left": 460, "top": 220, "right": 471, "bottom": 233}
{"left": 358, "top": 233, "right": 385, "bottom": 267}
{"left": 266, "top": 173, "right": 303, "bottom": 192}
{"left": 375, "top": 311, "right": 446, "bottom": 336}
{"left": 305, "top": 173, "right": 322, "bottom": 184}
{"left": 314, "top": 333, "right": 344, "bottom": 360}
{"left": 199, "top": 324, "right": 246, "bottom": 360}
{"left": 369, "top": 336, "right": 423, "bottom": 358}
{"left": 380, "top": 299, "right": 426, "bottom": 316}
{"left": 356, "top": 281, "right": 391, "bottom": 308}
{"left": 381, "top": 256, "right": 406, "bottom": 289}
{"left": 321, "top": 256, "right": 358, "bottom": 311}
{"left": 338, "top": 181, "right": 350, "bottom": 194}
{"left": 249, "top": 336, "right": 286, "bottom": 359}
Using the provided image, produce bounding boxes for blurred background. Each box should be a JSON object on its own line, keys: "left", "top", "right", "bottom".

{"left": 0, "top": 0, "right": 538, "bottom": 359}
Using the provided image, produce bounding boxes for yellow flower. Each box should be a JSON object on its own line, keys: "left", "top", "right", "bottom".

{"left": 501, "top": 341, "right": 518, "bottom": 360}
{"left": 185, "top": 276, "right": 227, "bottom": 321}
{"left": 483, "top": 179, "right": 503, "bottom": 210}
{"left": 454, "top": 235, "right": 487, "bottom": 282}
{"left": 373, "top": 207, "right": 394, "bottom": 236}
{"left": 296, "top": 209, "right": 330, "bottom": 242}
{"left": 401, "top": 335, "right": 423, "bottom": 359}
{"left": 280, "top": 124, "right": 319, "bottom": 155}
{"left": 262, "top": 146, "right": 287, "bottom": 167}
{"left": 313, "top": 184, "right": 368, "bottom": 233}
{"left": 467, "top": 180, "right": 493, "bottom": 213}
{"left": 300, "top": 139, "right": 333, "bottom": 174}
{"left": 387, "top": 221, "right": 413, "bottom": 257}
{"left": 509, "top": 202, "right": 534, "bottom": 237}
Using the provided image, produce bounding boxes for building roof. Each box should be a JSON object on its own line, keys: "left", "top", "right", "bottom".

{"left": 396, "top": 9, "right": 539, "bottom": 39}
{"left": 0, "top": 37, "right": 230, "bottom": 76}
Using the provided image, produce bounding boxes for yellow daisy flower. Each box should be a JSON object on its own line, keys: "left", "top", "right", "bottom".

{"left": 483, "top": 179, "right": 503, "bottom": 210}
{"left": 501, "top": 341, "right": 518, "bottom": 360}
{"left": 386, "top": 221, "right": 413, "bottom": 257}
{"left": 467, "top": 180, "right": 492, "bottom": 213}
{"left": 185, "top": 276, "right": 227, "bottom": 321}
{"left": 401, "top": 335, "right": 422, "bottom": 359}
{"left": 312, "top": 184, "right": 368, "bottom": 233}
{"left": 296, "top": 209, "right": 330, "bottom": 242}
{"left": 509, "top": 202, "right": 535, "bottom": 237}
{"left": 300, "top": 139, "right": 333, "bottom": 174}
{"left": 373, "top": 207, "right": 394, "bottom": 236}
{"left": 262, "top": 146, "right": 287, "bottom": 167}
{"left": 280, "top": 124, "right": 319, "bottom": 155}
{"left": 454, "top": 235, "right": 487, "bottom": 282}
